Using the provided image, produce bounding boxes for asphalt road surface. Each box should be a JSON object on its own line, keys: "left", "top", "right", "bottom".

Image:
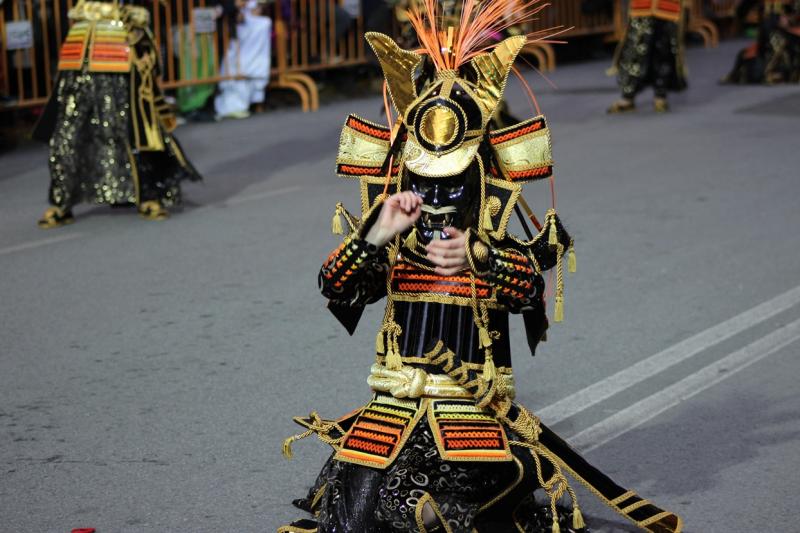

{"left": 1, "top": 40, "right": 799, "bottom": 532}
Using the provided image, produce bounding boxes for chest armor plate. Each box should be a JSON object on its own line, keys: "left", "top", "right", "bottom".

{"left": 630, "top": 0, "right": 683, "bottom": 22}
{"left": 58, "top": 19, "right": 131, "bottom": 73}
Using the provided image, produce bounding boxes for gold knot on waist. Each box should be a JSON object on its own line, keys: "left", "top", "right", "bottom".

{"left": 70, "top": 1, "right": 122, "bottom": 22}
{"left": 367, "top": 363, "right": 516, "bottom": 400}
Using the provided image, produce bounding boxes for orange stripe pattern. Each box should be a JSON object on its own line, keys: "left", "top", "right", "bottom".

{"left": 335, "top": 395, "right": 420, "bottom": 468}
{"left": 505, "top": 165, "right": 553, "bottom": 182}
{"left": 58, "top": 22, "right": 90, "bottom": 70}
{"left": 430, "top": 400, "right": 511, "bottom": 461}
{"left": 489, "top": 248, "right": 535, "bottom": 300}
{"left": 321, "top": 240, "right": 367, "bottom": 289}
{"left": 489, "top": 116, "right": 545, "bottom": 145}
{"left": 630, "top": 0, "right": 683, "bottom": 21}
{"left": 89, "top": 22, "right": 131, "bottom": 72}
{"left": 392, "top": 262, "right": 492, "bottom": 299}
{"left": 346, "top": 116, "right": 391, "bottom": 140}
{"left": 337, "top": 163, "right": 401, "bottom": 177}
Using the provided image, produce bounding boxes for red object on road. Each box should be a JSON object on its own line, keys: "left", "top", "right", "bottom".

{"left": 71, "top": 529, "right": 96, "bottom": 533}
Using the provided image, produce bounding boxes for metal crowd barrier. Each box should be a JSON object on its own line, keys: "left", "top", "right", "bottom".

{"left": 707, "top": 0, "right": 739, "bottom": 19}
{"left": 687, "top": 0, "right": 721, "bottom": 46}
{"left": 547, "top": 0, "right": 620, "bottom": 38}
{"left": 264, "top": 0, "right": 368, "bottom": 111}
{"left": 1, "top": 0, "right": 66, "bottom": 109}
{"left": 523, "top": 0, "right": 623, "bottom": 72}
{"left": 704, "top": 0, "right": 743, "bottom": 39}
{"left": 0, "top": 0, "right": 242, "bottom": 109}
{"left": 1, "top": 0, "right": 731, "bottom": 112}
{"left": 0, "top": 0, "right": 362, "bottom": 112}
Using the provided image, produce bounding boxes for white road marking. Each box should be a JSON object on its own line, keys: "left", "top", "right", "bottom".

{"left": 224, "top": 185, "right": 303, "bottom": 206}
{"left": 538, "top": 284, "right": 800, "bottom": 424}
{"left": 0, "top": 233, "right": 83, "bottom": 257}
{"left": 568, "top": 317, "right": 800, "bottom": 453}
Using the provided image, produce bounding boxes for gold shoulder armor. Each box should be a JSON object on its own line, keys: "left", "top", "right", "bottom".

{"left": 488, "top": 116, "right": 554, "bottom": 184}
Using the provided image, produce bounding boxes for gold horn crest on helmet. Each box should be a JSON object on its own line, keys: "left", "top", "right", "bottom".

{"left": 468, "top": 35, "right": 527, "bottom": 130}
{"left": 365, "top": 32, "right": 423, "bottom": 119}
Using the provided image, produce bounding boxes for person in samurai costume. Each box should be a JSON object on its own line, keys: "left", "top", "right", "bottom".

{"left": 722, "top": 0, "right": 800, "bottom": 84}
{"left": 279, "top": 1, "right": 683, "bottom": 531}
{"left": 607, "top": 0, "right": 688, "bottom": 113}
{"left": 33, "top": 0, "right": 201, "bottom": 228}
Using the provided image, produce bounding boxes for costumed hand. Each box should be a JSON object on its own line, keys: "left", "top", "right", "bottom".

{"left": 365, "top": 191, "right": 422, "bottom": 247}
{"left": 426, "top": 227, "right": 468, "bottom": 276}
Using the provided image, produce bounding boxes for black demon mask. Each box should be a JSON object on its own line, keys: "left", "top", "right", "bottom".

{"left": 407, "top": 163, "right": 479, "bottom": 243}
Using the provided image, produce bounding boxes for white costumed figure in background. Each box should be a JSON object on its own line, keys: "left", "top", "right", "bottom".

{"left": 215, "top": 0, "right": 272, "bottom": 119}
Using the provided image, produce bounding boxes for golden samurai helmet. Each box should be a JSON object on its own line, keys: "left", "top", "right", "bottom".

{"left": 336, "top": 0, "right": 558, "bottom": 242}
{"left": 367, "top": 30, "right": 526, "bottom": 179}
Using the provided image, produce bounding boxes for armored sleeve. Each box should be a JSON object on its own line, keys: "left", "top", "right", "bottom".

{"left": 465, "top": 211, "right": 571, "bottom": 313}
{"left": 318, "top": 201, "right": 390, "bottom": 307}
{"left": 319, "top": 237, "right": 390, "bottom": 306}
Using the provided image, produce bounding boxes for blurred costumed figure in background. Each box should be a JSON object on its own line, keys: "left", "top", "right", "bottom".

{"left": 33, "top": 0, "right": 201, "bottom": 228}
{"left": 722, "top": 0, "right": 800, "bottom": 84}
{"left": 608, "top": 0, "right": 688, "bottom": 113}
{"left": 278, "top": 0, "right": 684, "bottom": 531}
{"left": 214, "top": 0, "right": 273, "bottom": 119}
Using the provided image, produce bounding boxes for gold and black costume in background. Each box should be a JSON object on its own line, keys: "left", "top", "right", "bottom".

{"left": 724, "top": 0, "right": 800, "bottom": 84}
{"left": 611, "top": 0, "right": 687, "bottom": 109}
{"left": 279, "top": 2, "right": 683, "bottom": 530}
{"left": 33, "top": 1, "right": 200, "bottom": 223}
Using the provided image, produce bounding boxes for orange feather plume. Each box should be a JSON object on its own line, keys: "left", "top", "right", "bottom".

{"left": 405, "top": 0, "right": 566, "bottom": 70}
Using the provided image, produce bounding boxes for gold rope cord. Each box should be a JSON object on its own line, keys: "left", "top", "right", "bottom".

{"left": 379, "top": 234, "right": 404, "bottom": 369}
{"left": 282, "top": 412, "right": 346, "bottom": 459}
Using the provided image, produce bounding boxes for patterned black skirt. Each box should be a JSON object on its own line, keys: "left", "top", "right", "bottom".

{"left": 617, "top": 17, "right": 687, "bottom": 98}
{"left": 286, "top": 419, "right": 586, "bottom": 533}
{"left": 43, "top": 68, "right": 200, "bottom": 210}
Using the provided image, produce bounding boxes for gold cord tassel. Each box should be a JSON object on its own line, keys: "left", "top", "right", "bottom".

{"left": 478, "top": 326, "right": 492, "bottom": 349}
{"left": 331, "top": 204, "right": 344, "bottom": 235}
{"left": 392, "top": 328, "right": 402, "bottom": 367}
{"left": 482, "top": 350, "right": 497, "bottom": 382}
{"left": 554, "top": 295, "right": 564, "bottom": 323}
{"left": 573, "top": 507, "right": 585, "bottom": 530}
{"left": 375, "top": 330, "right": 385, "bottom": 355}
{"left": 478, "top": 326, "right": 496, "bottom": 381}
{"left": 482, "top": 207, "right": 494, "bottom": 232}
{"left": 385, "top": 324, "right": 403, "bottom": 370}
{"left": 548, "top": 214, "right": 558, "bottom": 245}
{"left": 566, "top": 483, "right": 585, "bottom": 530}
{"left": 551, "top": 491, "right": 562, "bottom": 533}
{"left": 568, "top": 243, "right": 577, "bottom": 274}
{"left": 554, "top": 244, "right": 565, "bottom": 322}
{"left": 386, "top": 347, "right": 402, "bottom": 370}
{"left": 282, "top": 437, "right": 294, "bottom": 459}
{"left": 282, "top": 429, "right": 313, "bottom": 460}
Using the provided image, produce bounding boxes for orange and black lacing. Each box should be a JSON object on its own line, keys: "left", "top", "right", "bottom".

{"left": 429, "top": 399, "right": 511, "bottom": 461}
{"left": 336, "top": 395, "right": 422, "bottom": 468}
{"left": 487, "top": 248, "right": 536, "bottom": 301}
{"left": 391, "top": 262, "right": 492, "bottom": 299}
